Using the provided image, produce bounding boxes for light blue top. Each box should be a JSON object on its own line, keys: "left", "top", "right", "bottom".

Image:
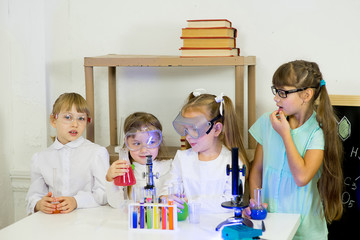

{"left": 249, "top": 112, "right": 327, "bottom": 240}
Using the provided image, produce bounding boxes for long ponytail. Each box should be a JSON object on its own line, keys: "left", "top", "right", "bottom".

{"left": 316, "top": 86, "right": 343, "bottom": 223}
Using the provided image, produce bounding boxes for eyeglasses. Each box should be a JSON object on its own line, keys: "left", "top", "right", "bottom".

{"left": 271, "top": 86, "right": 308, "bottom": 98}
{"left": 55, "top": 113, "right": 91, "bottom": 124}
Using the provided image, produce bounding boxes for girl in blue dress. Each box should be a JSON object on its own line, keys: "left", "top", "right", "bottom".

{"left": 248, "top": 60, "right": 343, "bottom": 239}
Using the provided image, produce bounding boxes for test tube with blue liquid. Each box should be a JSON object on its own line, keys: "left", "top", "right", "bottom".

{"left": 250, "top": 188, "right": 267, "bottom": 220}
{"left": 139, "top": 188, "right": 145, "bottom": 228}
{"left": 131, "top": 186, "right": 138, "bottom": 228}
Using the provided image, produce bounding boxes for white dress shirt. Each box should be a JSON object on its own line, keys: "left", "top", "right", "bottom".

{"left": 106, "top": 159, "right": 172, "bottom": 208}
{"left": 26, "top": 136, "right": 109, "bottom": 214}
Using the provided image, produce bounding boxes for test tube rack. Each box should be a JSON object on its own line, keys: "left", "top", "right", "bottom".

{"left": 128, "top": 203, "right": 178, "bottom": 231}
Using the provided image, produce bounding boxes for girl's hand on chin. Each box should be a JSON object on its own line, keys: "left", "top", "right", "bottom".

{"left": 270, "top": 110, "right": 290, "bottom": 137}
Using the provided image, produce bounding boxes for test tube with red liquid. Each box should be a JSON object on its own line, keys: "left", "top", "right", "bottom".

{"left": 114, "top": 148, "right": 136, "bottom": 186}
{"left": 52, "top": 168, "right": 61, "bottom": 214}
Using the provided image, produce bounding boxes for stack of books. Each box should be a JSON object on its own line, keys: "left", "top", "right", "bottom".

{"left": 180, "top": 19, "right": 239, "bottom": 57}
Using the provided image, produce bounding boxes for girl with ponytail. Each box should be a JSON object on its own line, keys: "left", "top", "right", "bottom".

{"left": 160, "top": 89, "right": 249, "bottom": 213}
{"left": 247, "top": 60, "right": 343, "bottom": 239}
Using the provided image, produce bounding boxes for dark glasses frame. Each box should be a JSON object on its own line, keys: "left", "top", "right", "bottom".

{"left": 271, "top": 86, "right": 308, "bottom": 98}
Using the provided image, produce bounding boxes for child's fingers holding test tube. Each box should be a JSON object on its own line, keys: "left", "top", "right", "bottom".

{"left": 173, "top": 195, "right": 188, "bottom": 212}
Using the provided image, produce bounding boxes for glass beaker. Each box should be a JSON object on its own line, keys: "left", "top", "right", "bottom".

{"left": 250, "top": 188, "right": 267, "bottom": 220}
{"left": 52, "top": 168, "right": 61, "bottom": 214}
{"left": 173, "top": 181, "right": 188, "bottom": 221}
{"left": 114, "top": 148, "right": 136, "bottom": 186}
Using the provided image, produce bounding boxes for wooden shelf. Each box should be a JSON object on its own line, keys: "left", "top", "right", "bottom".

{"left": 84, "top": 54, "right": 256, "bottom": 158}
{"left": 84, "top": 54, "right": 256, "bottom": 67}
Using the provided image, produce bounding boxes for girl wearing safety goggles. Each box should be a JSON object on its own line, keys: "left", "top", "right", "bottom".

{"left": 105, "top": 112, "right": 172, "bottom": 208}
{"left": 160, "top": 90, "right": 249, "bottom": 214}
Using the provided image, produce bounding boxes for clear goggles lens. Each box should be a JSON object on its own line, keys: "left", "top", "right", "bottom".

{"left": 125, "top": 129, "right": 162, "bottom": 151}
{"left": 172, "top": 112, "right": 211, "bottom": 139}
{"left": 55, "top": 113, "right": 91, "bottom": 124}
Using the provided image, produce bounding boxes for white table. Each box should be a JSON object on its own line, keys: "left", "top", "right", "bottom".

{"left": 0, "top": 206, "right": 300, "bottom": 240}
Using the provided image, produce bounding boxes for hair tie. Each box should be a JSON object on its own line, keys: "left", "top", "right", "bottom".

{"left": 215, "top": 93, "right": 225, "bottom": 116}
{"left": 320, "top": 79, "right": 326, "bottom": 87}
{"left": 192, "top": 88, "right": 207, "bottom": 97}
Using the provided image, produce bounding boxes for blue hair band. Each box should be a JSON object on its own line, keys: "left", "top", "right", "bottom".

{"left": 320, "top": 79, "right": 326, "bottom": 87}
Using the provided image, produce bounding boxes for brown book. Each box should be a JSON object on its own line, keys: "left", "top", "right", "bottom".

{"left": 181, "top": 27, "right": 237, "bottom": 38}
{"left": 181, "top": 37, "right": 236, "bottom": 48}
{"left": 180, "top": 48, "right": 240, "bottom": 57}
{"left": 187, "top": 19, "right": 232, "bottom": 28}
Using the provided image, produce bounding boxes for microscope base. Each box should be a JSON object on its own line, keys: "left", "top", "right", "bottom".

{"left": 215, "top": 216, "right": 253, "bottom": 231}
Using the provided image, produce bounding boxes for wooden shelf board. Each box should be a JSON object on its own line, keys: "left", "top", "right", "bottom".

{"left": 84, "top": 54, "right": 256, "bottom": 67}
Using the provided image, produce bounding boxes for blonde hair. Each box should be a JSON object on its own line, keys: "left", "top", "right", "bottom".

{"left": 51, "top": 92, "right": 90, "bottom": 117}
{"left": 181, "top": 92, "right": 249, "bottom": 176}
{"left": 272, "top": 60, "right": 343, "bottom": 223}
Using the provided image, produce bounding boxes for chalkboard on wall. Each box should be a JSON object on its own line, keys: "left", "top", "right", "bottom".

{"left": 328, "top": 95, "right": 360, "bottom": 240}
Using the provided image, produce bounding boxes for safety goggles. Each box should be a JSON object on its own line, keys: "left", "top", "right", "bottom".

{"left": 54, "top": 113, "right": 91, "bottom": 124}
{"left": 125, "top": 128, "right": 162, "bottom": 151}
{"left": 172, "top": 112, "right": 221, "bottom": 139}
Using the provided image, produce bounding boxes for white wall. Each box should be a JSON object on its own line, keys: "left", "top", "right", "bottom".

{"left": 1, "top": 0, "right": 47, "bottom": 228}
{"left": 1, "top": 0, "right": 360, "bottom": 228}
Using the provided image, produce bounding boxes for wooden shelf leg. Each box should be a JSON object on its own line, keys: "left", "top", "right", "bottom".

{"left": 248, "top": 65, "right": 256, "bottom": 149}
{"left": 85, "top": 66, "right": 95, "bottom": 142}
{"left": 109, "top": 66, "right": 117, "bottom": 147}
{"left": 235, "top": 65, "right": 245, "bottom": 143}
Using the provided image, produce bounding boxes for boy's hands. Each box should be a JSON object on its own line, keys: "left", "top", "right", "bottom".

{"left": 106, "top": 159, "right": 129, "bottom": 182}
{"left": 55, "top": 196, "right": 77, "bottom": 213}
{"left": 35, "top": 192, "right": 55, "bottom": 214}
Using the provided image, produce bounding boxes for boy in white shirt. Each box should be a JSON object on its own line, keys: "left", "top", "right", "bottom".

{"left": 26, "top": 92, "right": 109, "bottom": 214}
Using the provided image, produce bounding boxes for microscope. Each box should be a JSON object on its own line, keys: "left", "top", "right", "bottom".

{"left": 215, "top": 148, "right": 252, "bottom": 231}
{"left": 142, "top": 155, "right": 159, "bottom": 202}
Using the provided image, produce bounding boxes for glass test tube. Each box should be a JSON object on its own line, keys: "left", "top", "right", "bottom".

{"left": 161, "top": 198, "right": 167, "bottom": 229}
{"left": 52, "top": 168, "right": 61, "bottom": 214}
{"left": 168, "top": 186, "right": 174, "bottom": 230}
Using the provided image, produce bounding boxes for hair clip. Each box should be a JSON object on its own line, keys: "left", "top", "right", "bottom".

{"left": 320, "top": 79, "right": 326, "bottom": 87}
{"left": 192, "top": 88, "right": 207, "bottom": 97}
{"left": 215, "top": 93, "right": 225, "bottom": 116}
